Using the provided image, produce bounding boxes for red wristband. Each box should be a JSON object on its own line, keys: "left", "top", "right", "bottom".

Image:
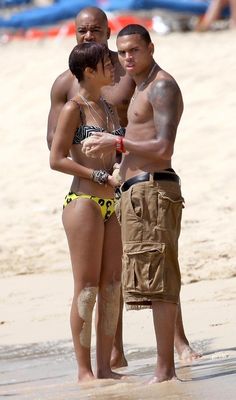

{"left": 115, "top": 137, "right": 126, "bottom": 153}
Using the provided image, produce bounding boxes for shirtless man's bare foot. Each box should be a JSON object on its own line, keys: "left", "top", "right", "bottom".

{"left": 174, "top": 303, "right": 202, "bottom": 362}
{"left": 96, "top": 369, "right": 126, "bottom": 380}
{"left": 175, "top": 340, "right": 202, "bottom": 362}
{"left": 148, "top": 374, "right": 180, "bottom": 384}
{"left": 110, "top": 347, "right": 128, "bottom": 369}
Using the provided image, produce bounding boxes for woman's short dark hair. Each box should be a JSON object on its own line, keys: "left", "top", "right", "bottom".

{"left": 69, "top": 42, "right": 109, "bottom": 82}
{"left": 117, "top": 24, "right": 151, "bottom": 44}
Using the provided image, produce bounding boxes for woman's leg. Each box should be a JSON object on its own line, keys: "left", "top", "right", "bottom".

{"left": 96, "top": 214, "right": 124, "bottom": 378}
{"left": 229, "top": 0, "right": 236, "bottom": 28}
{"left": 196, "top": 0, "right": 228, "bottom": 31}
{"left": 62, "top": 198, "right": 104, "bottom": 382}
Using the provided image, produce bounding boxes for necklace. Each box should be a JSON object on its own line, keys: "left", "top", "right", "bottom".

{"left": 79, "top": 93, "right": 115, "bottom": 132}
{"left": 131, "top": 63, "right": 158, "bottom": 102}
{"left": 78, "top": 93, "right": 116, "bottom": 171}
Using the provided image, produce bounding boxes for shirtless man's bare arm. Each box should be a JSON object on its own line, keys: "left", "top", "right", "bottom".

{"left": 47, "top": 71, "right": 74, "bottom": 150}
{"left": 82, "top": 76, "right": 183, "bottom": 162}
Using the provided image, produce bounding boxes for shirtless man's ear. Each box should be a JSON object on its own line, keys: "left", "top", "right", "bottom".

{"left": 107, "top": 26, "right": 111, "bottom": 40}
{"left": 148, "top": 42, "right": 154, "bottom": 56}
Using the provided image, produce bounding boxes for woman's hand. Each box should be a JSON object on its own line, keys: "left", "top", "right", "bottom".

{"left": 107, "top": 165, "right": 122, "bottom": 188}
{"left": 107, "top": 174, "right": 120, "bottom": 188}
{"left": 112, "top": 165, "right": 122, "bottom": 186}
{"left": 82, "top": 132, "right": 116, "bottom": 158}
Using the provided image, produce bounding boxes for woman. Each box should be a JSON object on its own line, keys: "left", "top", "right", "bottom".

{"left": 50, "top": 42, "right": 125, "bottom": 382}
{"left": 196, "top": 0, "right": 236, "bottom": 31}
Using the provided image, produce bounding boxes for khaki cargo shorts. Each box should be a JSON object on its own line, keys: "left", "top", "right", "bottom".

{"left": 117, "top": 176, "right": 184, "bottom": 310}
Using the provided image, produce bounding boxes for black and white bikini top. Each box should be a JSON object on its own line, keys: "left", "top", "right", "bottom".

{"left": 73, "top": 125, "right": 125, "bottom": 144}
{"left": 69, "top": 99, "right": 125, "bottom": 145}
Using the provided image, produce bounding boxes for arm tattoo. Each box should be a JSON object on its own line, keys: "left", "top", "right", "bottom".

{"left": 148, "top": 78, "right": 183, "bottom": 141}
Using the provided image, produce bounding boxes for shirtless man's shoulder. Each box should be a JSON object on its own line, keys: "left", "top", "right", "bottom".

{"left": 51, "top": 69, "right": 78, "bottom": 101}
{"left": 151, "top": 68, "right": 182, "bottom": 96}
{"left": 148, "top": 68, "right": 184, "bottom": 117}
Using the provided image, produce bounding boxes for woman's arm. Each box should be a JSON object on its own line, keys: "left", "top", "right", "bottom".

{"left": 49, "top": 101, "right": 93, "bottom": 179}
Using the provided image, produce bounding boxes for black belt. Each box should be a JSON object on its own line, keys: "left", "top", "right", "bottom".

{"left": 121, "top": 171, "right": 179, "bottom": 192}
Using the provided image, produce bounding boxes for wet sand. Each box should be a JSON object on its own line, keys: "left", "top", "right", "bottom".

{"left": 1, "top": 274, "right": 235, "bottom": 399}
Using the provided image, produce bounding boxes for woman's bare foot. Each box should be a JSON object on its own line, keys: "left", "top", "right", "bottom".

{"left": 110, "top": 348, "right": 128, "bottom": 369}
{"left": 78, "top": 371, "right": 96, "bottom": 382}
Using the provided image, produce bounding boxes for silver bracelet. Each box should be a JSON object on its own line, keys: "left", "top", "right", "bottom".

{"left": 91, "top": 170, "right": 109, "bottom": 185}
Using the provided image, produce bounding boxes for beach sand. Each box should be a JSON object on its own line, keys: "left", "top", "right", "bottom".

{"left": 0, "top": 28, "right": 236, "bottom": 399}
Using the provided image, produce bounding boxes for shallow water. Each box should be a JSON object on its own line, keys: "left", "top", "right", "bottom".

{"left": 0, "top": 341, "right": 235, "bottom": 400}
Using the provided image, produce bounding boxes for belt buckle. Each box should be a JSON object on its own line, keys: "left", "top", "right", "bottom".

{"left": 115, "top": 186, "right": 121, "bottom": 199}
{"left": 149, "top": 172, "right": 154, "bottom": 182}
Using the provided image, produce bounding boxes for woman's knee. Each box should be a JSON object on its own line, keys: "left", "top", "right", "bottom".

{"left": 76, "top": 286, "right": 98, "bottom": 348}
{"left": 99, "top": 280, "right": 121, "bottom": 296}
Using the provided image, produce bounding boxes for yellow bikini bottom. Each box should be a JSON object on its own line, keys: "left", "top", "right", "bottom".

{"left": 63, "top": 191, "right": 115, "bottom": 222}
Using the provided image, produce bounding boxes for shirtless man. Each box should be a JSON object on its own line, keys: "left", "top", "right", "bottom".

{"left": 47, "top": 8, "right": 199, "bottom": 369}
{"left": 82, "top": 24, "right": 199, "bottom": 381}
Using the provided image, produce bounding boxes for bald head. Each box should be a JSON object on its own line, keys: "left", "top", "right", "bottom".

{"left": 75, "top": 7, "right": 108, "bottom": 26}
{"left": 75, "top": 7, "right": 110, "bottom": 45}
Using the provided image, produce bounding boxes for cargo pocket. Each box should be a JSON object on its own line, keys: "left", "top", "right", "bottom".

{"left": 157, "top": 191, "right": 185, "bottom": 230}
{"left": 128, "top": 185, "right": 144, "bottom": 221}
{"left": 122, "top": 243, "right": 165, "bottom": 295}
